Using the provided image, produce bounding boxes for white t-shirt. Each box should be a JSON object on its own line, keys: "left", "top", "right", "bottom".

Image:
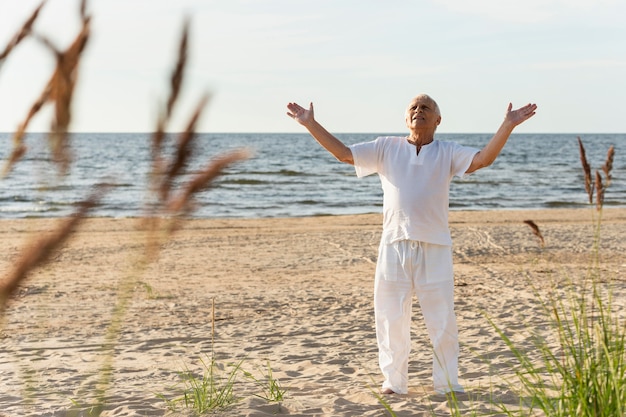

{"left": 350, "top": 136, "right": 479, "bottom": 246}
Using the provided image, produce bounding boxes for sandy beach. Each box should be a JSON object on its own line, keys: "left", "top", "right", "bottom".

{"left": 1, "top": 208, "right": 625, "bottom": 416}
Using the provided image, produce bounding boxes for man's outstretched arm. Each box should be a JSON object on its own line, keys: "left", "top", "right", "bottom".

{"left": 287, "top": 102, "right": 354, "bottom": 165}
{"left": 466, "top": 102, "right": 537, "bottom": 174}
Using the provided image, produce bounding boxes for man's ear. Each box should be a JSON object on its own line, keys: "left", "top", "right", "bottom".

{"left": 436, "top": 116, "right": 441, "bottom": 126}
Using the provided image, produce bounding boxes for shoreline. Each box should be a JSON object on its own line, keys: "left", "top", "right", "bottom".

{"left": 2, "top": 206, "right": 626, "bottom": 229}
{"left": 1, "top": 207, "right": 625, "bottom": 416}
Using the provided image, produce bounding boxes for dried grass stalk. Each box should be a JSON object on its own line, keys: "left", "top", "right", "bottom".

{"left": 79, "top": 0, "right": 88, "bottom": 20}
{"left": 43, "top": 14, "right": 91, "bottom": 172}
{"left": 0, "top": 184, "right": 106, "bottom": 312}
{"left": 523, "top": 220, "right": 545, "bottom": 247}
{"left": 144, "top": 21, "right": 248, "bottom": 242}
{"left": 145, "top": 149, "right": 250, "bottom": 241}
{"left": 160, "top": 94, "right": 210, "bottom": 200}
{"left": 595, "top": 170, "right": 604, "bottom": 211}
{"left": 0, "top": 1, "right": 46, "bottom": 66}
{"left": 4, "top": 82, "right": 52, "bottom": 176}
{"left": 166, "top": 19, "right": 188, "bottom": 120}
{"left": 577, "top": 137, "right": 593, "bottom": 204}
{"left": 3, "top": 9, "right": 90, "bottom": 176}
{"left": 150, "top": 20, "right": 190, "bottom": 194}
{"left": 602, "top": 145, "right": 614, "bottom": 187}
{"left": 0, "top": 1, "right": 47, "bottom": 177}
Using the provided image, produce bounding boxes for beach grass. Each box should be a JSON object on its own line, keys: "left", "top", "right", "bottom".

{"left": 157, "top": 298, "right": 287, "bottom": 414}
{"left": 243, "top": 360, "right": 288, "bottom": 404}
{"left": 487, "top": 273, "right": 626, "bottom": 416}
{"left": 158, "top": 355, "right": 244, "bottom": 414}
{"left": 158, "top": 356, "right": 289, "bottom": 415}
{"left": 482, "top": 138, "right": 624, "bottom": 417}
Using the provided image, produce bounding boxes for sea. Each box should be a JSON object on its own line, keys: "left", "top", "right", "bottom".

{"left": 0, "top": 132, "right": 624, "bottom": 219}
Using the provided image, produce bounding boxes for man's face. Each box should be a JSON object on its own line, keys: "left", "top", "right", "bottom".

{"left": 405, "top": 96, "right": 441, "bottom": 132}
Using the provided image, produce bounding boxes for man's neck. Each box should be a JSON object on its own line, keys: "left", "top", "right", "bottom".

{"left": 407, "top": 133, "right": 434, "bottom": 147}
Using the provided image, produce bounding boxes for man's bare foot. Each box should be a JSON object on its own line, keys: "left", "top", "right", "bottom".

{"left": 381, "top": 388, "right": 396, "bottom": 395}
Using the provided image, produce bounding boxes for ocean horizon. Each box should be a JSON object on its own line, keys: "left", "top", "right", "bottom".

{"left": 0, "top": 132, "right": 624, "bottom": 219}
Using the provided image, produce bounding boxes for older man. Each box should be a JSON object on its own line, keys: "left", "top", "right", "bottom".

{"left": 286, "top": 94, "right": 537, "bottom": 395}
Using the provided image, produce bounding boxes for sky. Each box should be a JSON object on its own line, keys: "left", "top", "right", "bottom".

{"left": 0, "top": 0, "right": 624, "bottom": 134}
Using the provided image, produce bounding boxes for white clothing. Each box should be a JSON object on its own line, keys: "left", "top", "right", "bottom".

{"left": 350, "top": 136, "right": 478, "bottom": 394}
{"left": 350, "top": 137, "right": 478, "bottom": 246}
{"left": 375, "top": 240, "right": 462, "bottom": 394}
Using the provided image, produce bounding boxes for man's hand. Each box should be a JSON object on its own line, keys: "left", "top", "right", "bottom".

{"left": 466, "top": 101, "right": 538, "bottom": 174}
{"left": 287, "top": 102, "right": 315, "bottom": 127}
{"left": 505, "top": 102, "right": 537, "bottom": 127}
{"left": 285, "top": 101, "right": 354, "bottom": 164}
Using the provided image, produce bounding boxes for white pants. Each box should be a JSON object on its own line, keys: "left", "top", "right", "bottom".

{"left": 374, "top": 240, "right": 463, "bottom": 394}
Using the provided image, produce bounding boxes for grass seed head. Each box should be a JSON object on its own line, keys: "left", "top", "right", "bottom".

{"left": 577, "top": 137, "right": 593, "bottom": 204}
{"left": 166, "top": 19, "right": 189, "bottom": 119}
{"left": 523, "top": 219, "right": 545, "bottom": 247}
{"left": 602, "top": 145, "right": 614, "bottom": 187}
{"left": 167, "top": 149, "right": 251, "bottom": 215}
{"left": 0, "top": 0, "right": 46, "bottom": 64}
{"left": 595, "top": 170, "right": 604, "bottom": 211}
{"left": 3, "top": 9, "right": 90, "bottom": 176}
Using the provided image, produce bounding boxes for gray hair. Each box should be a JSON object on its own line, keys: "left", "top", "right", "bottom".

{"left": 414, "top": 93, "right": 441, "bottom": 116}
